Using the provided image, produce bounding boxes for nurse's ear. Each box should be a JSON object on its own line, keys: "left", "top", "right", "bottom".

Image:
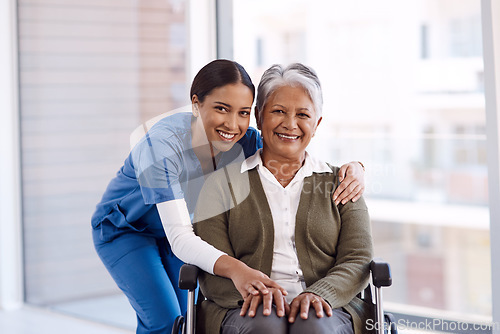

{"left": 191, "top": 95, "right": 200, "bottom": 117}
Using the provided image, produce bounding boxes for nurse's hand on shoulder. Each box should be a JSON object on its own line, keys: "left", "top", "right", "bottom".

{"left": 333, "top": 161, "right": 365, "bottom": 206}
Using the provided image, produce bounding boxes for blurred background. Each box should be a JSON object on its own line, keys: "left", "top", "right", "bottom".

{"left": 1, "top": 0, "right": 498, "bottom": 332}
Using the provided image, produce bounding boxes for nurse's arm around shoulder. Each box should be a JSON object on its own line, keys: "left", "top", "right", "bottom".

{"left": 157, "top": 199, "right": 285, "bottom": 299}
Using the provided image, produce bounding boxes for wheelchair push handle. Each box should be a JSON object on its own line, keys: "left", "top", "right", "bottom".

{"left": 370, "top": 258, "right": 392, "bottom": 288}
{"left": 179, "top": 264, "right": 199, "bottom": 290}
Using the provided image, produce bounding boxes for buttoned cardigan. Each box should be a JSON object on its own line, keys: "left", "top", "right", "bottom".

{"left": 193, "top": 162, "right": 374, "bottom": 334}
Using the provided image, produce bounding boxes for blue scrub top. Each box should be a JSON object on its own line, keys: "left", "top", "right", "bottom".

{"left": 91, "top": 112, "right": 262, "bottom": 242}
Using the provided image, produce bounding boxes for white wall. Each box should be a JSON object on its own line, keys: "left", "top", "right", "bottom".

{"left": 0, "top": 0, "right": 24, "bottom": 310}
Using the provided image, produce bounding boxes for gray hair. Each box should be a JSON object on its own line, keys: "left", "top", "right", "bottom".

{"left": 255, "top": 63, "right": 323, "bottom": 125}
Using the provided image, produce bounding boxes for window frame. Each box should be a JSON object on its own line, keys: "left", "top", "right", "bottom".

{"left": 187, "top": 0, "right": 217, "bottom": 82}
{"left": 0, "top": 0, "right": 23, "bottom": 310}
{"left": 482, "top": 0, "right": 500, "bottom": 332}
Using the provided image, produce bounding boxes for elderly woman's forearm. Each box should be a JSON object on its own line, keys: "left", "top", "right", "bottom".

{"left": 305, "top": 201, "right": 373, "bottom": 307}
{"left": 305, "top": 258, "right": 371, "bottom": 308}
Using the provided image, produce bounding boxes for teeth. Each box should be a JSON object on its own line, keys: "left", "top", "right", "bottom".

{"left": 218, "top": 130, "right": 235, "bottom": 139}
{"left": 277, "top": 133, "right": 299, "bottom": 140}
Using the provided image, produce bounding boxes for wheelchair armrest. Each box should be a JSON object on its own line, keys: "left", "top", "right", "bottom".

{"left": 179, "top": 264, "right": 200, "bottom": 291}
{"left": 370, "top": 258, "right": 392, "bottom": 288}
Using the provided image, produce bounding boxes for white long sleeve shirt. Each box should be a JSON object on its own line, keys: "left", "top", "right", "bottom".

{"left": 157, "top": 199, "right": 225, "bottom": 274}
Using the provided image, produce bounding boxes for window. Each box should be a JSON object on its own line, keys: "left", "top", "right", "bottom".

{"left": 449, "top": 16, "right": 483, "bottom": 58}
{"left": 233, "top": 0, "right": 490, "bottom": 324}
{"left": 17, "top": 0, "right": 193, "bottom": 327}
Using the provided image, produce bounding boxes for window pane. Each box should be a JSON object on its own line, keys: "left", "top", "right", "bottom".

{"left": 234, "top": 0, "right": 490, "bottom": 319}
{"left": 18, "top": 0, "right": 189, "bottom": 325}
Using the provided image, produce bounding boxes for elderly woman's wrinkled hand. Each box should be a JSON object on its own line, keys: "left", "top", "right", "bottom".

{"left": 288, "top": 292, "right": 332, "bottom": 323}
{"left": 240, "top": 287, "right": 290, "bottom": 318}
{"left": 333, "top": 161, "right": 365, "bottom": 206}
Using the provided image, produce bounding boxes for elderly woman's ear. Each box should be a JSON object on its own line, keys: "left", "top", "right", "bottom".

{"left": 313, "top": 117, "right": 323, "bottom": 137}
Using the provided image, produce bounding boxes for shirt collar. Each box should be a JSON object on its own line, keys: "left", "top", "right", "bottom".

{"left": 240, "top": 149, "right": 332, "bottom": 176}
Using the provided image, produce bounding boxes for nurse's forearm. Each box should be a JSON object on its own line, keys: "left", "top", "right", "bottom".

{"left": 157, "top": 199, "right": 225, "bottom": 274}
{"left": 213, "top": 254, "right": 248, "bottom": 278}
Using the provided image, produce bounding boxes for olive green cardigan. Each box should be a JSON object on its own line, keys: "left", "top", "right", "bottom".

{"left": 193, "top": 162, "right": 374, "bottom": 334}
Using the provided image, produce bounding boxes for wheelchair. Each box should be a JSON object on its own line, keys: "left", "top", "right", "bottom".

{"left": 172, "top": 258, "right": 397, "bottom": 334}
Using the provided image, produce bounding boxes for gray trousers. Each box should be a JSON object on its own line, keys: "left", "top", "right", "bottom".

{"left": 220, "top": 304, "right": 354, "bottom": 334}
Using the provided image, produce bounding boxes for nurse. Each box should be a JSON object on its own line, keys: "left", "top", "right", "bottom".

{"left": 91, "top": 59, "right": 365, "bottom": 334}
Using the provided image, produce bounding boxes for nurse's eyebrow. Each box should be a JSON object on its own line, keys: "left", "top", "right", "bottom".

{"left": 214, "top": 101, "right": 231, "bottom": 107}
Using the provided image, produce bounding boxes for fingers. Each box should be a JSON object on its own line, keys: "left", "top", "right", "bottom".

{"left": 262, "top": 288, "right": 286, "bottom": 317}
{"left": 240, "top": 296, "right": 252, "bottom": 316}
{"left": 334, "top": 181, "right": 359, "bottom": 205}
{"left": 333, "top": 162, "right": 365, "bottom": 204}
{"left": 247, "top": 294, "right": 262, "bottom": 318}
{"left": 288, "top": 299, "right": 300, "bottom": 323}
{"left": 249, "top": 273, "right": 287, "bottom": 296}
{"left": 310, "top": 298, "right": 324, "bottom": 318}
{"left": 232, "top": 266, "right": 276, "bottom": 299}
{"left": 333, "top": 164, "right": 355, "bottom": 204}
{"left": 288, "top": 294, "right": 330, "bottom": 323}
{"left": 310, "top": 297, "right": 332, "bottom": 318}
{"left": 299, "top": 297, "right": 311, "bottom": 320}
{"left": 332, "top": 181, "right": 348, "bottom": 205}
{"left": 246, "top": 284, "right": 259, "bottom": 297}
{"left": 351, "top": 190, "right": 363, "bottom": 203}
{"left": 284, "top": 300, "right": 291, "bottom": 316}
{"left": 243, "top": 293, "right": 330, "bottom": 322}
{"left": 339, "top": 184, "right": 363, "bottom": 205}
{"left": 333, "top": 178, "right": 365, "bottom": 206}
{"left": 350, "top": 184, "right": 364, "bottom": 202}
{"left": 262, "top": 290, "right": 273, "bottom": 316}
{"left": 337, "top": 164, "right": 348, "bottom": 183}
{"left": 321, "top": 299, "right": 332, "bottom": 317}
{"left": 272, "top": 291, "right": 286, "bottom": 317}
{"left": 261, "top": 277, "right": 288, "bottom": 296}
{"left": 241, "top": 288, "right": 287, "bottom": 318}
{"left": 250, "top": 280, "right": 269, "bottom": 296}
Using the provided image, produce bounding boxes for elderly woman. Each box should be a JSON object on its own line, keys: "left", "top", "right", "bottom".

{"left": 193, "top": 63, "right": 373, "bottom": 334}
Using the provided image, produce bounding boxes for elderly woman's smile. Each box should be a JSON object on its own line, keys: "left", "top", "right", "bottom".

{"left": 275, "top": 133, "right": 300, "bottom": 140}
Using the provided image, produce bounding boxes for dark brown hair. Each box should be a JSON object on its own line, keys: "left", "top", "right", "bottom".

{"left": 190, "top": 59, "right": 255, "bottom": 103}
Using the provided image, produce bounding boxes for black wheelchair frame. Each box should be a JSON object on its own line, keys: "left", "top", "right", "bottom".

{"left": 172, "top": 258, "right": 397, "bottom": 334}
